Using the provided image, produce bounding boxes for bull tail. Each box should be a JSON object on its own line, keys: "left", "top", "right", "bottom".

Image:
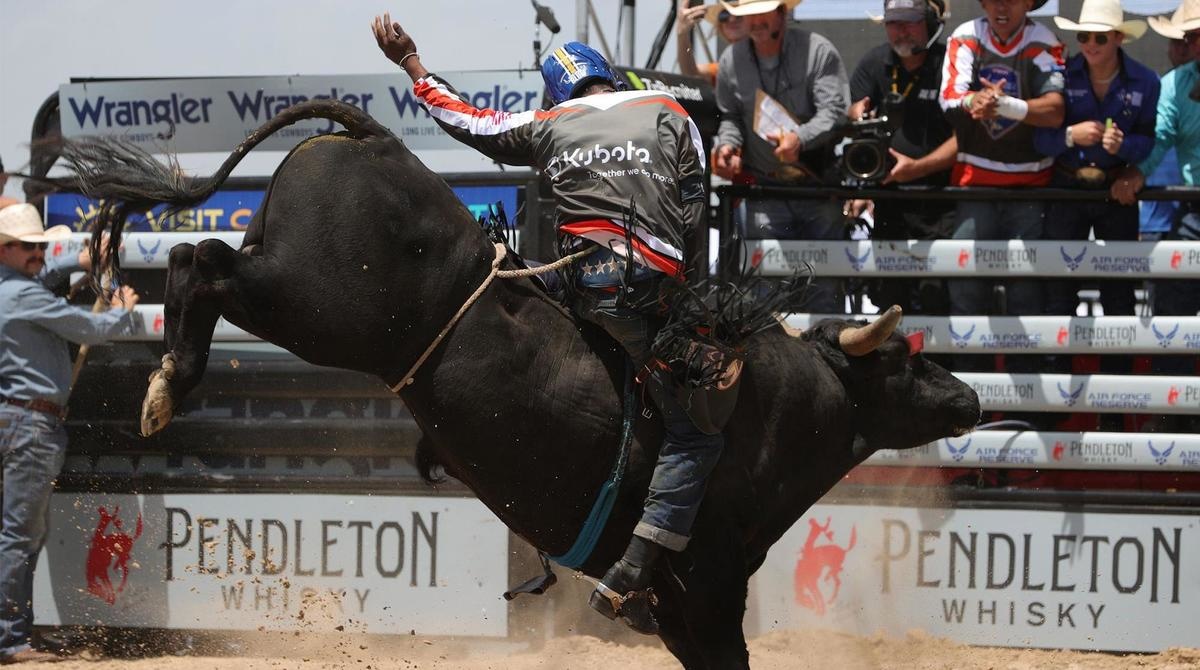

{"left": 26, "top": 100, "right": 390, "bottom": 283}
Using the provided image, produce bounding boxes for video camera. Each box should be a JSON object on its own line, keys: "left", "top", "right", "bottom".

{"left": 840, "top": 92, "right": 904, "bottom": 185}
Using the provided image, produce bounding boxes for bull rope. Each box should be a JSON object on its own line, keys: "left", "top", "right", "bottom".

{"left": 389, "top": 242, "right": 591, "bottom": 392}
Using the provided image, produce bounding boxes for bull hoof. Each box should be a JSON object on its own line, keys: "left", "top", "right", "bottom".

{"left": 140, "top": 355, "right": 177, "bottom": 437}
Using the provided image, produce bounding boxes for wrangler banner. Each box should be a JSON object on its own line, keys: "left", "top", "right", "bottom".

{"left": 32, "top": 493, "right": 509, "bottom": 635}
{"left": 58, "top": 73, "right": 544, "bottom": 154}
{"left": 748, "top": 505, "right": 1198, "bottom": 652}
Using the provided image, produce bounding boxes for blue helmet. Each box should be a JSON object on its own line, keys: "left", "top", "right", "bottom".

{"left": 540, "top": 42, "right": 622, "bottom": 105}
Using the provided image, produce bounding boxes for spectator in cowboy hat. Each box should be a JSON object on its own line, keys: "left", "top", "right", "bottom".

{"left": 937, "top": 0, "right": 1065, "bottom": 375}
{"left": 1116, "top": 0, "right": 1200, "bottom": 429}
{"left": 676, "top": 1, "right": 750, "bottom": 83}
{"left": 712, "top": 0, "right": 850, "bottom": 313}
{"left": 1032, "top": 0, "right": 1156, "bottom": 427}
{"left": 0, "top": 203, "right": 138, "bottom": 665}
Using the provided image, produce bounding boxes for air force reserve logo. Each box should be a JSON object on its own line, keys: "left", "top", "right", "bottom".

{"left": 1060, "top": 246, "right": 1087, "bottom": 271}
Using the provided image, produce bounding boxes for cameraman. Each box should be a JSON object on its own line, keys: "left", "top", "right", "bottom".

{"left": 847, "top": 0, "right": 958, "bottom": 314}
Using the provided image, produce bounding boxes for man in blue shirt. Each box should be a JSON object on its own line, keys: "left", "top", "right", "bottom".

{"left": 1115, "top": 0, "right": 1200, "bottom": 430}
{"left": 1034, "top": 0, "right": 1157, "bottom": 323}
{"left": 0, "top": 203, "right": 137, "bottom": 664}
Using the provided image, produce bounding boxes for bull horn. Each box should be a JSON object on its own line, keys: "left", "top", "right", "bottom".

{"left": 839, "top": 305, "right": 903, "bottom": 357}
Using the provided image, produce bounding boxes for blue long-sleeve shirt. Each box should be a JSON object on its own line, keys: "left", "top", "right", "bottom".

{"left": 1140, "top": 62, "right": 1200, "bottom": 185}
{"left": 0, "top": 255, "right": 133, "bottom": 407}
{"left": 1034, "top": 51, "right": 1159, "bottom": 170}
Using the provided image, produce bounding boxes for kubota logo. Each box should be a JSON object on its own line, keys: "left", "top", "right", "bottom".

{"left": 793, "top": 517, "right": 856, "bottom": 616}
{"left": 751, "top": 247, "right": 764, "bottom": 269}
{"left": 86, "top": 506, "right": 143, "bottom": 605}
{"left": 1052, "top": 441, "right": 1065, "bottom": 461}
{"left": 1167, "top": 386, "right": 1180, "bottom": 406}
{"left": 53, "top": 242, "right": 64, "bottom": 257}
{"left": 1171, "top": 250, "right": 1183, "bottom": 270}
{"left": 152, "top": 314, "right": 164, "bottom": 334}
{"left": 957, "top": 249, "right": 970, "bottom": 268}
{"left": 1056, "top": 327, "right": 1069, "bottom": 346}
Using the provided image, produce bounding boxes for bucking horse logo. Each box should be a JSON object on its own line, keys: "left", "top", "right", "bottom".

{"left": 793, "top": 517, "right": 856, "bottom": 616}
{"left": 86, "top": 506, "right": 143, "bottom": 605}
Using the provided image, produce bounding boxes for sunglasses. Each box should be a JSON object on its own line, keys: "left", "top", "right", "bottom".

{"left": 716, "top": 9, "right": 743, "bottom": 23}
{"left": 4, "top": 241, "right": 49, "bottom": 251}
{"left": 1076, "top": 32, "right": 1110, "bottom": 45}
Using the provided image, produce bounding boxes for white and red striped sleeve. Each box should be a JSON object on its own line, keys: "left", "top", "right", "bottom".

{"left": 939, "top": 21, "right": 981, "bottom": 113}
{"left": 413, "top": 74, "right": 539, "bottom": 166}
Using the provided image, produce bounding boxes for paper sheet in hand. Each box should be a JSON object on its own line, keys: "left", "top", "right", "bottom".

{"left": 752, "top": 89, "right": 802, "bottom": 143}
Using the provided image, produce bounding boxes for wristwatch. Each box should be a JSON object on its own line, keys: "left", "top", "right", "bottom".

{"left": 1065, "top": 126, "right": 1075, "bottom": 148}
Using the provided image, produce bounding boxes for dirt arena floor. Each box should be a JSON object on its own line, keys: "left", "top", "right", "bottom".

{"left": 18, "top": 629, "right": 1200, "bottom": 669}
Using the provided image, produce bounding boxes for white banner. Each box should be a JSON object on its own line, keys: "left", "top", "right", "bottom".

{"left": 960, "top": 372, "right": 1200, "bottom": 415}
{"left": 748, "top": 504, "right": 1199, "bottom": 652}
{"left": 33, "top": 493, "right": 508, "bottom": 635}
{"left": 745, "top": 240, "right": 1200, "bottom": 277}
{"left": 786, "top": 314, "right": 1200, "bottom": 354}
{"left": 48, "top": 233, "right": 245, "bottom": 270}
{"left": 58, "top": 72, "right": 543, "bottom": 154}
{"left": 870, "top": 431, "right": 1200, "bottom": 471}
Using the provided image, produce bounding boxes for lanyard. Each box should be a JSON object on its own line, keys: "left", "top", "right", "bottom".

{"left": 749, "top": 39, "right": 790, "bottom": 99}
{"left": 890, "top": 66, "right": 917, "bottom": 100}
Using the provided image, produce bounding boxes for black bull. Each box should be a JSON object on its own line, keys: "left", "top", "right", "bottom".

{"left": 48, "top": 100, "right": 980, "bottom": 669}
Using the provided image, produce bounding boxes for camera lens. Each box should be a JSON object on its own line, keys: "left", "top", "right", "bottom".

{"left": 844, "top": 141, "right": 885, "bottom": 181}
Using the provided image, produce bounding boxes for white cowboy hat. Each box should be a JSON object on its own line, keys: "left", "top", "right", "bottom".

{"left": 1149, "top": 2, "right": 1196, "bottom": 39}
{"left": 1054, "top": 0, "right": 1147, "bottom": 39}
{"left": 0, "top": 203, "right": 71, "bottom": 244}
{"left": 720, "top": 0, "right": 802, "bottom": 17}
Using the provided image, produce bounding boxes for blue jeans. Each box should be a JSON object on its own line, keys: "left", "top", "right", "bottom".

{"left": 1044, "top": 198, "right": 1139, "bottom": 317}
{"left": 743, "top": 197, "right": 844, "bottom": 314}
{"left": 0, "top": 407, "right": 67, "bottom": 658}
{"left": 950, "top": 200, "right": 1045, "bottom": 373}
{"left": 575, "top": 284, "right": 724, "bottom": 552}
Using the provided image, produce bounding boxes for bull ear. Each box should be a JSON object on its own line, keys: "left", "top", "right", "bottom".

{"left": 839, "top": 305, "right": 903, "bottom": 357}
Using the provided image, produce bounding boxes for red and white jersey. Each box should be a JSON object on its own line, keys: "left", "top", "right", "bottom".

{"left": 414, "top": 74, "right": 707, "bottom": 277}
{"left": 939, "top": 18, "right": 1065, "bottom": 187}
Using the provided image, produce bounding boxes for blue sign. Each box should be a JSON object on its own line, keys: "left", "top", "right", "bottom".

{"left": 45, "top": 185, "right": 521, "bottom": 233}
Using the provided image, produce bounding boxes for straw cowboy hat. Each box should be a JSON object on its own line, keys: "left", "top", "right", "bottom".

{"left": 720, "top": 0, "right": 802, "bottom": 17}
{"left": 0, "top": 203, "right": 71, "bottom": 244}
{"left": 1054, "top": 0, "right": 1147, "bottom": 40}
{"left": 1149, "top": 1, "right": 1197, "bottom": 39}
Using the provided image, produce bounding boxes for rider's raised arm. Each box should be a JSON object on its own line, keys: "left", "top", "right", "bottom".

{"left": 373, "top": 14, "right": 536, "bottom": 165}
{"left": 411, "top": 74, "right": 538, "bottom": 166}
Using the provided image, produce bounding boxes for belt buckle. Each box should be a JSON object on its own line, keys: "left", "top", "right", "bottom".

{"left": 1074, "top": 166, "right": 1107, "bottom": 188}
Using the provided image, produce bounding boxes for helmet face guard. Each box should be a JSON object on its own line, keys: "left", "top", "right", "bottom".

{"left": 541, "top": 42, "right": 623, "bottom": 105}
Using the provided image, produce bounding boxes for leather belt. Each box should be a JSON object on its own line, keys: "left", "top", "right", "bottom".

{"left": 0, "top": 397, "right": 67, "bottom": 420}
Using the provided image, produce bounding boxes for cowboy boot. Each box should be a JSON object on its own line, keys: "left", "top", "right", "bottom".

{"left": 588, "top": 535, "right": 663, "bottom": 635}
